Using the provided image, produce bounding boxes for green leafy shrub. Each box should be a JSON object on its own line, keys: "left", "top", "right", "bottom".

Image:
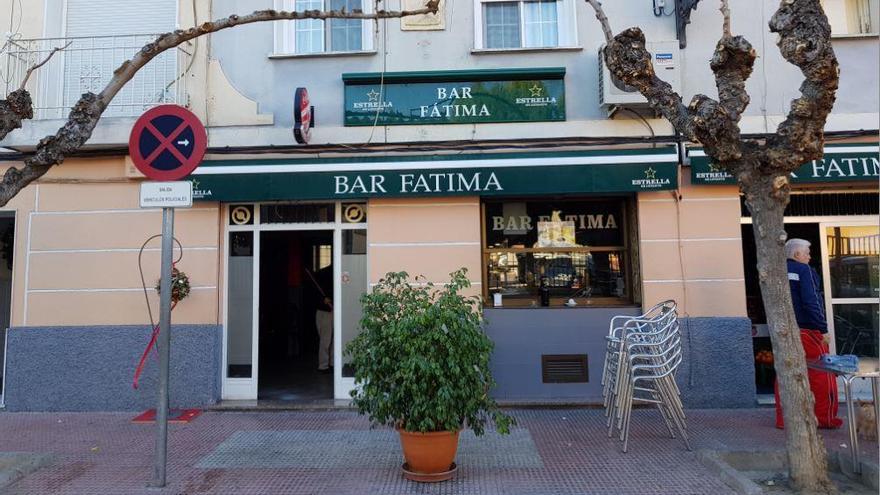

{"left": 346, "top": 268, "right": 513, "bottom": 436}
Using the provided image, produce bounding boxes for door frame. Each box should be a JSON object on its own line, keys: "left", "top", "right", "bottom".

{"left": 221, "top": 202, "right": 367, "bottom": 401}
{"left": 742, "top": 214, "right": 877, "bottom": 351}
{"left": 0, "top": 211, "right": 15, "bottom": 408}
{"left": 817, "top": 218, "right": 879, "bottom": 355}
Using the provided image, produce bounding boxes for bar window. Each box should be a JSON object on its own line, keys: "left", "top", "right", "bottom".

{"left": 483, "top": 199, "right": 632, "bottom": 307}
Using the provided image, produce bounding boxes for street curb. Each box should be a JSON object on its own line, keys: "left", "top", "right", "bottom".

{"left": 0, "top": 453, "right": 54, "bottom": 489}
{"left": 698, "top": 448, "right": 879, "bottom": 494}
{"left": 696, "top": 450, "right": 764, "bottom": 495}
{"left": 829, "top": 448, "right": 880, "bottom": 490}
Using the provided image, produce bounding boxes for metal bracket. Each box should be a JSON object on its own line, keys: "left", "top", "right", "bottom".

{"left": 675, "top": 0, "right": 701, "bottom": 49}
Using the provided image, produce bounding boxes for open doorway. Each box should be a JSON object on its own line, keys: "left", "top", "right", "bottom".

{"left": 0, "top": 213, "right": 12, "bottom": 405}
{"left": 742, "top": 222, "right": 821, "bottom": 395}
{"left": 258, "top": 230, "right": 334, "bottom": 402}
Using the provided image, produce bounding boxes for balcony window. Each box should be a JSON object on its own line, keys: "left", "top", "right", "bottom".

{"left": 4, "top": 0, "right": 186, "bottom": 119}
{"left": 275, "top": 0, "right": 375, "bottom": 55}
{"left": 474, "top": 0, "right": 577, "bottom": 50}
{"left": 822, "top": 0, "right": 879, "bottom": 36}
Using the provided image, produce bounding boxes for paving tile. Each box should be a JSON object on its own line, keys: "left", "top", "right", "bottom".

{"left": 0, "top": 408, "right": 876, "bottom": 494}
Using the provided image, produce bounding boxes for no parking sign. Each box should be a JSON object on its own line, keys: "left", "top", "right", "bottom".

{"left": 128, "top": 104, "right": 207, "bottom": 487}
{"left": 129, "top": 105, "right": 207, "bottom": 181}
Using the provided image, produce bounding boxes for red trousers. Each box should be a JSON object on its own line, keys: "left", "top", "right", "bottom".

{"left": 775, "top": 329, "right": 842, "bottom": 429}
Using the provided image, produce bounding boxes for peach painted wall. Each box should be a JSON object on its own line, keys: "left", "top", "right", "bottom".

{"left": 367, "top": 197, "right": 482, "bottom": 298}
{"left": 0, "top": 157, "right": 221, "bottom": 327}
{"left": 637, "top": 169, "right": 747, "bottom": 317}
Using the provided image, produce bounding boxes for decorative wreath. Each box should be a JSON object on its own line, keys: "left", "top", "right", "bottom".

{"left": 155, "top": 267, "right": 191, "bottom": 304}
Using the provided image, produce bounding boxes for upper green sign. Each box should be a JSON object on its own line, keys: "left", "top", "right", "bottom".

{"left": 343, "top": 68, "right": 565, "bottom": 126}
{"left": 690, "top": 145, "right": 879, "bottom": 185}
{"left": 189, "top": 148, "right": 678, "bottom": 202}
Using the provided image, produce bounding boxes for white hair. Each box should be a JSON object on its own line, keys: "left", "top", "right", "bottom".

{"left": 785, "top": 238, "right": 811, "bottom": 259}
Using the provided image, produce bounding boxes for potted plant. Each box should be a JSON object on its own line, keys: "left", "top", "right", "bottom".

{"left": 345, "top": 268, "right": 513, "bottom": 482}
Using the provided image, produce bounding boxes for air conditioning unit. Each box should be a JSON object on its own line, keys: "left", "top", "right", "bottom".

{"left": 599, "top": 41, "right": 681, "bottom": 109}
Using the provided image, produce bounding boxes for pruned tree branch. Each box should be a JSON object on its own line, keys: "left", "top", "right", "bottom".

{"left": 0, "top": 42, "right": 73, "bottom": 141}
{"left": 0, "top": 89, "right": 33, "bottom": 142}
{"left": 766, "top": 0, "right": 839, "bottom": 170}
{"left": 587, "top": 0, "right": 754, "bottom": 169}
{"left": 19, "top": 41, "right": 73, "bottom": 91}
{"left": 0, "top": 1, "right": 440, "bottom": 206}
{"left": 586, "top": 1, "right": 841, "bottom": 492}
{"left": 710, "top": 35, "right": 756, "bottom": 123}
{"left": 601, "top": 27, "right": 743, "bottom": 164}
{"left": 584, "top": 0, "right": 613, "bottom": 42}
{"left": 720, "top": 0, "right": 731, "bottom": 37}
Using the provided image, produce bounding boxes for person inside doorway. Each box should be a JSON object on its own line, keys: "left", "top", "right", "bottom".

{"left": 308, "top": 265, "right": 334, "bottom": 373}
{"left": 775, "top": 238, "right": 842, "bottom": 429}
{"left": 315, "top": 296, "right": 333, "bottom": 373}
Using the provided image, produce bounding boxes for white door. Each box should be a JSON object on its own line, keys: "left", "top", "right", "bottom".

{"left": 820, "top": 222, "right": 879, "bottom": 356}
{"left": 819, "top": 221, "right": 879, "bottom": 398}
{"left": 336, "top": 227, "right": 368, "bottom": 399}
{"left": 222, "top": 228, "right": 259, "bottom": 399}
{"left": 221, "top": 202, "right": 368, "bottom": 401}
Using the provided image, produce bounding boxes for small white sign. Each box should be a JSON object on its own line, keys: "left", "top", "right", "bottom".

{"left": 140, "top": 181, "right": 193, "bottom": 208}
{"left": 493, "top": 292, "right": 503, "bottom": 307}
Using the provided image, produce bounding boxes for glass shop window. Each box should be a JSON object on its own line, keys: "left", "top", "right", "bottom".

{"left": 483, "top": 199, "right": 632, "bottom": 307}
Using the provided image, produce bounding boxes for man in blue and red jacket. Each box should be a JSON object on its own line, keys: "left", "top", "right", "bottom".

{"left": 775, "top": 238, "right": 842, "bottom": 429}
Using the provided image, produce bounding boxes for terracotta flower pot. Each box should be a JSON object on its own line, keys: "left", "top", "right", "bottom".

{"left": 398, "top": 429, "right": 460, "bottom": 479}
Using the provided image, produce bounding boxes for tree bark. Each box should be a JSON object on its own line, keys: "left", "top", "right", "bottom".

{"left": 584, "top": 0, "right": 839, "bottom": 491}
{"left": 0, "top": 1, "right": 439, "bottom": 206}
{"left": 743, "top": 169, "right": 834, "bottom": 494}
{"left": 0, "top": 90, "right": 33, "bottom": 141}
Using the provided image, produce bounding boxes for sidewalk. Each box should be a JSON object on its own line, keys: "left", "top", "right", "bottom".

{"left": 0, "top": 408, "right": 876, "bottom": 495}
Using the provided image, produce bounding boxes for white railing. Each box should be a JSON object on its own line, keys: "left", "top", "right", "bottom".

{"left": 2, "top": 34, "right": 193, "bottom": 120}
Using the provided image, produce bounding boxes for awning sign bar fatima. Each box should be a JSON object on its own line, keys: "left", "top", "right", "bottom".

{"left": 690, "top": 145, "right": 879, "bottom": 185}
{"left": 342, "top": 68, "right": 565, "bottom": 126}
{"left": 188, "top": 148, "right": 678, "bottom": 202}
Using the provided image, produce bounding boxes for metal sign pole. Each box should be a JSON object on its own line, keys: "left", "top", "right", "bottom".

{"left": 151, "top": 206, "right": 175, "bottom": 487}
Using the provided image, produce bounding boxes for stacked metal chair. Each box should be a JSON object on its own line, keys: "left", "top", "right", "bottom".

{"left": 601, "top": 300, "right": 690, "bottom": 453}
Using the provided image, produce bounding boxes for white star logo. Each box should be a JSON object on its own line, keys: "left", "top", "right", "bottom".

{"left": 366, "top": 89, "right": 380, "bottom": 102}
{"left": 190, "top": 179, "right": 200, "bottom": 190}
{"left": 528, "top": 83, "right": 543, "bottom": 97}
{"left": 644, "top": 167, "right": 657, "bottom": 180}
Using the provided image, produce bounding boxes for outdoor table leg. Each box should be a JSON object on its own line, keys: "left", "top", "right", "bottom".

{"left": 843, "top": 376, "right": 860, "bottom": 475}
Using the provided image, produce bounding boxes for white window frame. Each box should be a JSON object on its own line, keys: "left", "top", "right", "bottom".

{"left": 821, "top": 0, "right": 880, "bottom": 37}
{"left": 274, "top": 0, "right": 375, "bottom": 56}
{"left": 474, "top": 0, "right": 578, "bottom": 50}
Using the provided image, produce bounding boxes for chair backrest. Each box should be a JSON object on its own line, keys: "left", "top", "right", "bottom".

{"left": 621, "top": 307, "right": 678, "bottom": 339}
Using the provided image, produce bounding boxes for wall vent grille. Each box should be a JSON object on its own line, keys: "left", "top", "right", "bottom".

{"left": 541, "top": 354, "right": 588, "bottom": 383}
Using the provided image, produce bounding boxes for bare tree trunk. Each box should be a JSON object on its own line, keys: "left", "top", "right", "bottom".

{"left": 743, "top": 170, "right": 834, "bottom": 494}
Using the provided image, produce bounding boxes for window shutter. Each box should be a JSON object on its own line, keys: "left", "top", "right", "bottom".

{"left": 65, "top": 0, "right": 176, "bottom": 37}
{"left": 63, "top": 0, "right": 178, "bottom": 117}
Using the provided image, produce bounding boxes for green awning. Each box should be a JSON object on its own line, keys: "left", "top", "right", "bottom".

{"left": 689, "top": 145, "right": 879, "bottom": 185}
{"left": 189, "top": 148, "right": 679, "bottom": 202}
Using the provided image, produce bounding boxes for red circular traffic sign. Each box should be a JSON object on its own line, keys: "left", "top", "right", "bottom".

{"left": 128, "top": 105, "right": 207, "bottom": 181}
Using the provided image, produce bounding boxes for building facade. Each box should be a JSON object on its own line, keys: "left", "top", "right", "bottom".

{"left": 0, "top": 0, "right": 876, "bottom": 411}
